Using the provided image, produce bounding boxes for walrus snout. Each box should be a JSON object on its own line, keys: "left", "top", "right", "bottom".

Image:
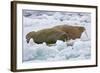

{"left": 26, "top": 39, "right": 30, "bottom": 43}
{"left": 26, "top": 35, "right": 31, "bottom": 43}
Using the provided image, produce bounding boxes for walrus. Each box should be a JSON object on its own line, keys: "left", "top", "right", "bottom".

{"left": 53, "top": 25, "right": 85, "bottom": 40}
{"left": 26, "top": 28, "right": 68, "bottom": 44}
{"left": 26, "top": 25, "right": 85, "bottom": 44}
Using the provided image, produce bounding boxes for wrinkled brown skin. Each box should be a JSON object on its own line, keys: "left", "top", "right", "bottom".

{"left": 26, "top": 25, "right": 85, "bottom": 44}
{"left": 53, "top": 25, "right": 85, "bottom": 40}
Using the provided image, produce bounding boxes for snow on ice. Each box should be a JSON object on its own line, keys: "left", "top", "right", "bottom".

{"left": 22, "top": 10, "right": 91, "bottom": 62}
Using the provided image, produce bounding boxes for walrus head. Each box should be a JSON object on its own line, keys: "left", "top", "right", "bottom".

{"left": 26, "top": 31, "right": 36, "bottom": 43}
{"left": 78, "top": 26, "right": 85, "bottom": 33}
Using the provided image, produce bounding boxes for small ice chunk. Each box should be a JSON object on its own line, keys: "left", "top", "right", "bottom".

{"left": 42, "top": 42, "right": 47, "bottom": 46}
{"left": 72, "top": 39, "right": 91, "bottom": 59}
{"left": 66, "top": 39, "right": 75, "bottom": 46}
{"left": 57, "top": 46, "right": 79, "bottom": 60}
{"left": 78, "top": 48, "right": 91, "bottom": 59}
{"left": 34, "top": 44, "right": 59, "bottom": 60}
{"left": 55, "top": 40, "right": 67, "bottom": 51}
{"left": 73, "top": 39, "right": 91, "bottom": 50}
{"left": 22, "top": 47, "right": 37, "bottom": 62}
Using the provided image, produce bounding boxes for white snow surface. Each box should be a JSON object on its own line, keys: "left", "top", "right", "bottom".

{"left": 22, "top": 10, "right": 91, "bottom": 62}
